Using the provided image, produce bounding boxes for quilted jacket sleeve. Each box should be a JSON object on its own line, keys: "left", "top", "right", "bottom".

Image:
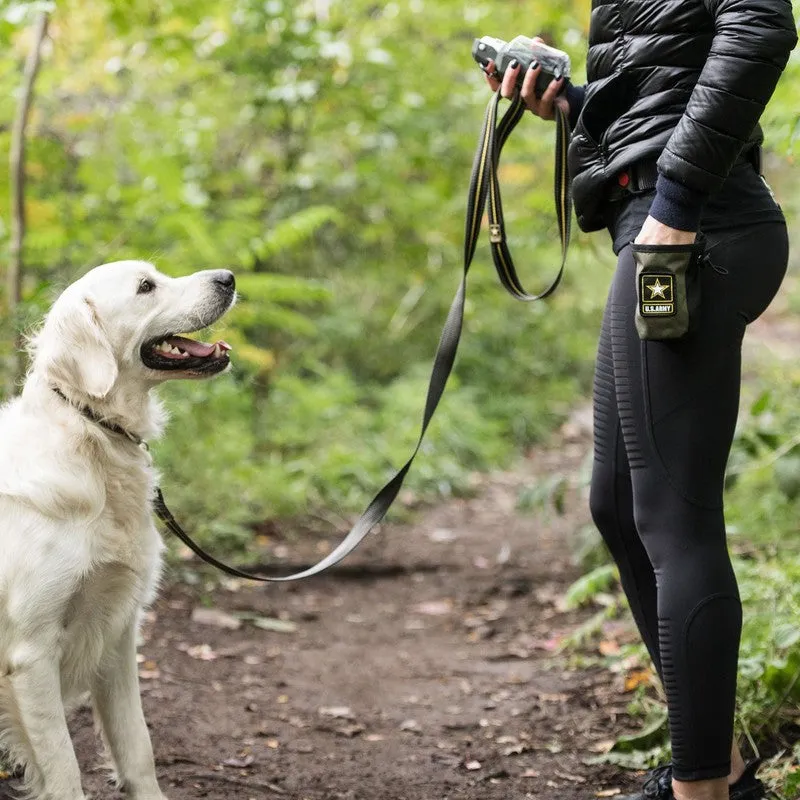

{"left": 656, "top": 0, "right": 797, "bottom": 196}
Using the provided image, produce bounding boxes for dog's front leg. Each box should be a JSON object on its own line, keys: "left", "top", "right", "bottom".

{"left": 9, "top": 650, "right": 86, "bottom": 799}
{"left": 92, "top": 619, "right": 167, "bottom": 800}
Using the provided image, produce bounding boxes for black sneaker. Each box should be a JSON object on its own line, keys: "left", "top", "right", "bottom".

{"left": 616, "top": 760, "right": 767, "bottom": 800}
{"left": 618, "top": 764, "right": 672, "bottom": 800}
{"left": 730, "top": 760, "right": 769, "bottom": 800}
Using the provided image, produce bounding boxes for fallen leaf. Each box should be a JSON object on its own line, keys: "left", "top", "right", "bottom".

{"left": 335, "top": 724, "right": 364, "bottom": 738}
{"left": 497, "top": 543, "right": 512, "bottom": 565}
{"left": 595, "top": 791, "right": 621, "bottom": 798}
{"left": 413, "top": 600, "right": 452, "bottom": 616}
{"left": 589, "top": 739, "right": 616, "bottom": 754}
{"left": 624, "top": 669, "right": 653, "bottom": 692}
{"left": 137, "top": 658, "right": 160, "bottom": 680}
{"left": 432, "top": 753, "right": 461, "bottom": 767}
{"left": 186, "top": 644, "right": 217, "bottom": 661}
{"left": 399, "top": 719, "right": 420, "bottom": 732}
{"left": 365, "top": 734, "right": 385, "bottom": 742}
{"left": 222, "top": 754, "right": 254, "bottom": 768}
{"left": 319, "top": 706, "right": 354, "bottom": 720}
{"left": 536, "top": 692, "right": 570, "bottom": 703}
{"left": 599, "top": 640, "right": 621, "bottom": 656}
{"left": 555, "top": 770, "right": 587, "bottom": 784}
{"left": 522, "top": 769, "right": 540, "bottom": 778}
{"left": 191, "top": 607, "right": 242, "bottom": 630}
{"left": 465, "top": 760, "right": 482, "bottom": 771}
{"left": 250, "top": 617, "right": 297, "bottom": 634}
{"left": 265, "top": 739, "right": 279, "bottom": 749}
{"left": 429, "top": 528, "right": 458, "bottom": 543}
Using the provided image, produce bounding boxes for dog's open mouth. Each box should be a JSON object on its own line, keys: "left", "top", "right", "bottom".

{"left": 141, "top": 334, "right": 232, "bottom": 375}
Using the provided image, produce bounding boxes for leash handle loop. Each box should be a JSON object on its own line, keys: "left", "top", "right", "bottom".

{"left": 154, "top": 89, "right": 573, "bottom": 582}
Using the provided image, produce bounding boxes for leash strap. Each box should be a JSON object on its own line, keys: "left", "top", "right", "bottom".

{"left": 154, "top": 90, "right": 572, "bottom": 582}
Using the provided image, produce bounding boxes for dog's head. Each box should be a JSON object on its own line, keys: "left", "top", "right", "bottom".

{"left": 31, "top": 260, "right": 236, "bottom": 400}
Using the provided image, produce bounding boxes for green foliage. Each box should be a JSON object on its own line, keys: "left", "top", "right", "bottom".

{"left": 152, "top": 360, "right": 515, "bottom": 549}
{"left": 0, "top": 0, "right": 611, "bottom": 544}
{"left": 725, "top": 365, "right": 800, "bottom": 752}
{"left": 562, "top": 563, "right": 617, "bottom": 610}
{"left": 586, "top": 711, "right": 670, "bottom": 771}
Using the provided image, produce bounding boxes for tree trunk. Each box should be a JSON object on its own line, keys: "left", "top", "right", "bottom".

{"left": 8, "top": 11, "right": 49, "bottom": 395}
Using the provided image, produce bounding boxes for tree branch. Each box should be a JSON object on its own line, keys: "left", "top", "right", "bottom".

{"left": 8, "top": 11, "right": 49, "bottom": 394}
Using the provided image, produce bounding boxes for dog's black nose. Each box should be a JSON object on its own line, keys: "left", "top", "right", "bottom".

{"left": 213, "top": 270, "right": 235, "bottom": 291}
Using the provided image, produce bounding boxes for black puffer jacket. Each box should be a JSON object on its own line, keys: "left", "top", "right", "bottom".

{"left": 568, "top": 0, "right": 798, "bottom": 232}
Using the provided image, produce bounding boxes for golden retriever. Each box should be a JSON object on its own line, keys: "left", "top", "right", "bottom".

{"left": 0, "top": 260, "right": 235, "bottom": 799}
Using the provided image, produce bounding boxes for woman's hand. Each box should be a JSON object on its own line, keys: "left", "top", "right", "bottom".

{"left": 483, "top": 36, "right": 570, "bottom": 121}
{"left": 634, "top": 216, "right": 697, "bottom": 246}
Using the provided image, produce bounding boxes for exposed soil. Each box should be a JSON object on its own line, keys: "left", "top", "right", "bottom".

{"left": 4, "top": 302, "right": 798, "bottom": 800}
{"left": 0, "top": 427, "right": 655, "bottom": 800}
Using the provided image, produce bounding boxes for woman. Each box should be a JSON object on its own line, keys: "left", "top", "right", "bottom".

{"left": 486, "top": 3, "right": 797, "bottom": 800}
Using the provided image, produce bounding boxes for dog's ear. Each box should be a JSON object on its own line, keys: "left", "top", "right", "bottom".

{"left": 39, "top": 296, "right": 119, "bottom": 399}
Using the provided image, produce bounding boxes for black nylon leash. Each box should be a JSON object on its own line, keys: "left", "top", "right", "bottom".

{"left": 155, "top": 90, "right": 573, "bottom": 582}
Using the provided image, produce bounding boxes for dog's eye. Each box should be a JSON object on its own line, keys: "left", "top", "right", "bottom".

{"left": 137, "top": 279, "right": 155, "bottom": 295}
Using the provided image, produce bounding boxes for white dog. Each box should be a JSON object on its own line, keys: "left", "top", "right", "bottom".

{"left": 0, "top": 260, "right": 235, "bottom": 800}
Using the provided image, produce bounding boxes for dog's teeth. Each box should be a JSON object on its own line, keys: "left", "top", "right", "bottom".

{"left": 213, "top": 344, "right": 221, "bottom": 358}
{"left": 170, "top": 346, "right": 181, "bottom": 355}
{"left": 158, "top": 341, "right": 171, "bottom": 352}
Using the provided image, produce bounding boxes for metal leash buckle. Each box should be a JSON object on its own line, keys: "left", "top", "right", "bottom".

{"left": 489, "top": 223, "right": 503, "bottom": 244}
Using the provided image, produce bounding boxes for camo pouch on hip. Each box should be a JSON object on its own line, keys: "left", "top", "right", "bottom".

{"left": 630, "top": 240, "right": 706, "bottom": 341}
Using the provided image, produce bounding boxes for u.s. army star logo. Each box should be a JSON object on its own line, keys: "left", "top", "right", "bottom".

{"left": 648, "top": 278, "right": 669, "bottom": 299}
{"left": 640, "top": 274, "right": 675, "bottom": 316}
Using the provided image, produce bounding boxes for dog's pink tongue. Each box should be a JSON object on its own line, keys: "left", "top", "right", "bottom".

{"left": 167, "top": 336, "right": 230, "bottom": 358}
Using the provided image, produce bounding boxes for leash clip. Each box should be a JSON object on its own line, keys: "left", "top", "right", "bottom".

{"left": 489, "top": 223, "right": 503, "bottom": 244}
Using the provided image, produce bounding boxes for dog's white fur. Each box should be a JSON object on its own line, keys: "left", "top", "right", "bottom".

{"left": 0, "top": 260, "right": 235, "bottom": 800}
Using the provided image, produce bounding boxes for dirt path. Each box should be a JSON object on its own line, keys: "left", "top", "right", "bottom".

{"left": 2, "top": 434, "right": 647, "bottom": 800}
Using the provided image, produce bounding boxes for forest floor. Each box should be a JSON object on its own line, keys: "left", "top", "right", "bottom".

{"left": 6, "top": 418, "right": 655, "bottom": 800}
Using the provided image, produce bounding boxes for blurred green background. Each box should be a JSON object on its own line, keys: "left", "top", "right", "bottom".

{"left": 2, "top": 0, "right": 800, "bottom": 785}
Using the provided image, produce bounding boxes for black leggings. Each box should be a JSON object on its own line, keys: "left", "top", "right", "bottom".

{"left": 590, "top": 221, "right": 789, "bottom": 781}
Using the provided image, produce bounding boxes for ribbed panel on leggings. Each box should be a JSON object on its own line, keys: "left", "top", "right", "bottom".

{"left": 611, "top": 303, "right": 645, "bottom": 469}
{"left": 593, "top": 313, "right": 616, "bottom": 464}
{"left": 658, "top": 616, "right": 685, "bottom": 767}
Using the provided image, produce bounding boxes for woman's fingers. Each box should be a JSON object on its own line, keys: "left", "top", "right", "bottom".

{"left": 520, "top": 62, "right": 542, "bottom": 115}
{"left": 483, "top": 59, "right": 501, "bottom": 92}
{"left": 537, "top": 76, "right": 564, "bottom": 121}
{"left": 500, "top": 60, "right": 521, "bottom": 99}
